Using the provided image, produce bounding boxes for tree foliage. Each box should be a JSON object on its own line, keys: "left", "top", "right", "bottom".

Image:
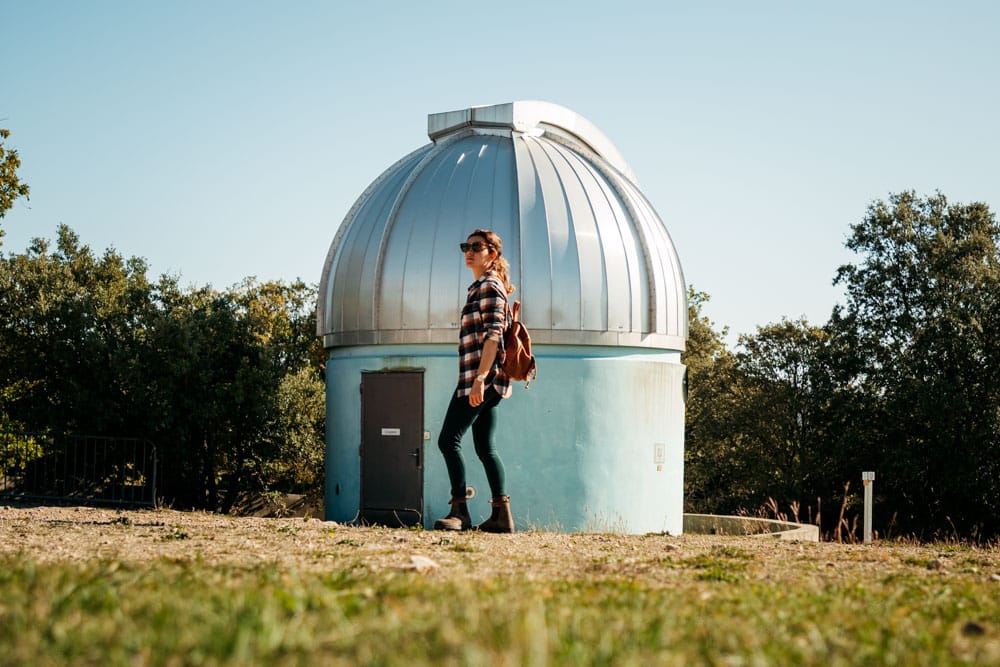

{"left": 830, "top": 191, "right": 1000, "bottom": 538}
{"left": 0, "top": 128, "right": 31, "bottom": 238}
{"left": 0, "top": 225, "right": 325, "bottom": 510}
{"left": 685, "top": 313, "right": 847, "bottom": 527}
{"left": 686, "top": 191, "right": 1000, "bottom": 540}
{"left": 682, "top": 288, "right": 738, "bottom": 513}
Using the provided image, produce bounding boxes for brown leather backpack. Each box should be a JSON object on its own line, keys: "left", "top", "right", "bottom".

{"left": 503, "top": 301, "right": 537, "bottom": 386}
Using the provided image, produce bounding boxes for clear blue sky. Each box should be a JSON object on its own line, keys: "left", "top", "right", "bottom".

{"left": 4, "top": 1, "right": 998, "bottom": 345}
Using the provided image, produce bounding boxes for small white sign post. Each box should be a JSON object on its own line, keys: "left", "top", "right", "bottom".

{"left": 862, "top": 471, "right": 875, "bottom": 544}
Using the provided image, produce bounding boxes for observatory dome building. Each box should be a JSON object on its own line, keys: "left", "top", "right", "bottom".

{"left": 318, "top": 101, "right": 688, "bottom": 533}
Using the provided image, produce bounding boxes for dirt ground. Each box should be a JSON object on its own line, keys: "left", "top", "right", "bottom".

{"left": 3, "top": 502, "right": 997, "bottom": 585}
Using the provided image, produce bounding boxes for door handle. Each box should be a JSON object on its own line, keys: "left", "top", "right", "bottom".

{"left": 409, "top": 448, "right": 420, "bottom": 467}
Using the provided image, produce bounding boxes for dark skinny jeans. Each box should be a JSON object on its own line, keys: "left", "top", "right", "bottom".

{"left": 437, "top": 386, "right": 506, "bottom": 501}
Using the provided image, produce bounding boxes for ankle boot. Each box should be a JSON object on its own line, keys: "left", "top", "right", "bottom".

{"left": 434, "top": 498, "right": 471, "bottom": 531}
{"left": 477, "top": 495, "right": 514, "bottom": 533}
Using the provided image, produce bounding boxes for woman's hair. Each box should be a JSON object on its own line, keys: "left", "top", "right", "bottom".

{"left": 469, "top": 228, "right": 515, "bottom": 295}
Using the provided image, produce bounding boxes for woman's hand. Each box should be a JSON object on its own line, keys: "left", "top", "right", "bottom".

{"left": 469, "top": 377, "right": 485, "bottom": 406}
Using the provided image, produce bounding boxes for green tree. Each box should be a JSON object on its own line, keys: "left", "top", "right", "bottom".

{"left": 0, "top": 128, "right": 32, "bottom": 434}
{"left": 685, "top": 311, "right": 846, "bottom": 525}
{"left": 267, "top": 366, "right": 326, "bottom": 492}
{"left": 727, "top": 319, "right": 859, "bottom": 528}
{"left": 830, "top": 191, "right": 1000, "bottom": 538}
{"left": 0, "top": 225, "right": 156, "bottom": 435}
{"left": 221, "top": 278, "right": 325, "bottom": 507}
{"left": 0, "top": 226, "right": 326, "bottom": 510}
{"left": 141, "top": 278, "right": 324, "bottom": 510}
{"left": 682, "top": 288, "right": 740, "bottom": 513}
{"left": 0, "top": 128, "right": 31, "bottom": 240}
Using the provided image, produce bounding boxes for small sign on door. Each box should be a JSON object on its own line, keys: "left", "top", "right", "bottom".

{"left": 381, "top": 427, "right": 401, "bottom": 436}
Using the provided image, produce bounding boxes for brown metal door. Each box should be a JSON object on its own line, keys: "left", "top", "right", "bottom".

{"left": 360, "top": 371, "right": 424, "bottom": 527}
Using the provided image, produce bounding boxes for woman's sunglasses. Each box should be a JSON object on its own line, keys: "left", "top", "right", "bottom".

{"left": 460, "top": 242, "right": 491, "bottom": 253}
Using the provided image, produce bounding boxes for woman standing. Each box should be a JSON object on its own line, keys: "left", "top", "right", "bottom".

{"left": 434, "top": 229, "right": 516, "bottom": 533}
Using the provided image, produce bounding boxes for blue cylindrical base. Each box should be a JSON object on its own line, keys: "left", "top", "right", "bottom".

{"left": 325, "top": 344, "right": 685, "bottom": 534}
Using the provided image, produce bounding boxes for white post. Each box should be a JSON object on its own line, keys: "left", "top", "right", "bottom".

{"left": 862, "top": 471, "right": 875, "bottom": 544}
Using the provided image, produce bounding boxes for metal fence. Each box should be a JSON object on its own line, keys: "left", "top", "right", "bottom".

{"left": 0, "top": 432, "right": 157, "bottom": 507}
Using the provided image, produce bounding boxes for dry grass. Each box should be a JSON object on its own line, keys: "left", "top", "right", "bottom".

{"left": 2, "top": 504, "right": 999, "bottom": 665}
{"left": 1, "top": 504, "right": 990, "bottom": 581}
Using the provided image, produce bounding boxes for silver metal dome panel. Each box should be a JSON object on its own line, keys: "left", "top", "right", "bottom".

{"left": 318, "top": 101, "right": 688, "bottom": 350}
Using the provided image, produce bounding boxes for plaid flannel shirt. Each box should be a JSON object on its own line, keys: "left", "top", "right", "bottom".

{"left": 455, "top": 273, "right": 512, "bottom": 399}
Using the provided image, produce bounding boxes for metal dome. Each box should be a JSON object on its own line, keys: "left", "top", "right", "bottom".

{"left": 318, "top": 101, "right": 687, "bottom": 350}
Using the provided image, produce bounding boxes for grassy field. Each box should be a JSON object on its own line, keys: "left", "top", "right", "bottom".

{"left": 1, "top": 505, "right": 999, "bottom": 666}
